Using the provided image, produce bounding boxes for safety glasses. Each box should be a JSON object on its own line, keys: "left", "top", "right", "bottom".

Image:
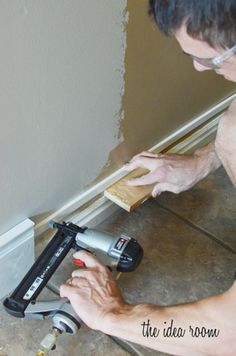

{"left": 183, "top": 43, "right": 236, "bottom": 69}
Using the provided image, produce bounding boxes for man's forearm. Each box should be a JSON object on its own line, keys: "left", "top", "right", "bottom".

{"left": 102, "top": 285, "right": 236, "bottom": 356}
{"left": 103, "top": 302, "right": 207, "bottom": 356}
{"left": 215, "top": 102, "right": 236, "bottom": 187}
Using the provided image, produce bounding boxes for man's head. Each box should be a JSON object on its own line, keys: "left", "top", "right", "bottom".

{"left": 149, "top": 0, "right": 236, "bottom": 82}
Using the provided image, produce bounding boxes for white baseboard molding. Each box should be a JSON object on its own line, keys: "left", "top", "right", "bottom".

{"left": 35, "top": 93, "right": 236, "bottom": 236}
{"left": 66, "top": 196, "right": 120, "bottom": 227}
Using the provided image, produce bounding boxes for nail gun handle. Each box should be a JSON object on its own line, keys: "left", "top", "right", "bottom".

{"left": 3, "top": 227, "right": 78, "bottom": 318}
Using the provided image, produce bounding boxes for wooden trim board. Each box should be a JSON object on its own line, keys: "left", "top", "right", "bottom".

{"left": 104, "top": 168, "right": 154, "bottom": 212}
{"left": 104, "top": 114, "right": 222, "bottom": 212}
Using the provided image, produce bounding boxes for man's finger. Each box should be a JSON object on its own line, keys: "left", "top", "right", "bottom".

{"left": 73, "top": 250, "right": 107, "bottom": 272}
{"left": 60, "top": 283, "right": 76, "bottom": 298}
{"left": 122, "top": 159, "right": 145, "bottom": 172}
{"left": 71, "top": 269, "right": 104, "bottom": 279}
{"left": 127, "top": 170, "right": 161, "bottom": 186}
{"left": 129, "top": 151, "right": 159, "bottom": 161}
{"left": 152, "top": 182, "right": 180, "bottom": 197}
{"left": 124, "top": 156, "right": 164, "bottom": 172}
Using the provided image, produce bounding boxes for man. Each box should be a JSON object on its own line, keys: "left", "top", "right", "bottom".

{"left": 60, "top": 1, "right": 236, "bottom": 355}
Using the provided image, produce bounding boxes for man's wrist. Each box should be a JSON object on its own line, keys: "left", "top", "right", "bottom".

{"left": 100, "top": 302, "right": 135, "bottom": 334}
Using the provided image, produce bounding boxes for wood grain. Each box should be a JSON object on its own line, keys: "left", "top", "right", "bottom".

{"left": 104, "top": 168, "right": 155, "bottom": 212}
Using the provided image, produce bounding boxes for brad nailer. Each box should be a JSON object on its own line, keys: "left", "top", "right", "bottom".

{"left": 3, "top": 220, "right": 143, "bottom": 355}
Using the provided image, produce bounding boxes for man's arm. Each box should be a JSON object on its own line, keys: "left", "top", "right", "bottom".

{"left": 123, "top": 141, "right": 221, "bottom": 197}
{"left": 215, "top": 99, "right": 236, "bottom": 187}
{"left": 60, "top": 251, "right": 236, "bottom": 356}
{"left": 105, "top": 284, "right": 236, "bottom": 356}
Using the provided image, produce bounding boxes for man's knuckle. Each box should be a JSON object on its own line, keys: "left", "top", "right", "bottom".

{"left": 100, "top": 265, "right": 109, "bottom": 275}
{"left": 136, "top": 156, "right": 143, "bottom": 164}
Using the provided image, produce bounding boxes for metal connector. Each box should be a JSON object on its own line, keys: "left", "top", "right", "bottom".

{"left": 36, "top": 328, "right": 61, "bottom": 356}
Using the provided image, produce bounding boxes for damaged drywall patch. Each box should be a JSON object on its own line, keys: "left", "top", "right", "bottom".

{"left": 105, "top": 3, "right": 129, "bottom": 146}
{"left": 113, "top": 8, "right": 130, "bottom": 144}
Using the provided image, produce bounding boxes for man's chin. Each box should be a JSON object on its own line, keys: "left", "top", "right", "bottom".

{"left": 218, "top": 73, "right": 236, "bottom": 82}
{"left": 215, "top": 70, "right": 236, "bottom": 82}
{"left": 223, "top": 74, "right": 236, "bottom": 82}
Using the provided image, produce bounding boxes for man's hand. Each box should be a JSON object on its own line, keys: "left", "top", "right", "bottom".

{"left": 60, "top": 254, "right": 236, "bottom": 355}
{"left": 60, "top": 250, "right": 127, "bottom": 331}
{"left": 123, "top": 143, "right": 221, "bottom": 197}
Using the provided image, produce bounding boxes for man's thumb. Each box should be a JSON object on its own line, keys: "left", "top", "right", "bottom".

{"left": 152, "top": 182, "right": 179, "bottom": 197}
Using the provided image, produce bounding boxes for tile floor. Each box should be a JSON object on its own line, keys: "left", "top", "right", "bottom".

{"left": 0, "top": 167, "right": 236, "bottom": 356}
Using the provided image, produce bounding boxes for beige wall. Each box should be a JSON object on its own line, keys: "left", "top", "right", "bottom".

{"left": 0, "top": 0, "right": 235, "bottom": 235}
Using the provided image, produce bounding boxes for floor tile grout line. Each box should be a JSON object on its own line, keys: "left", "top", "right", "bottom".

{"left": 156, "top": 202, "right": 236, "bottom": 255}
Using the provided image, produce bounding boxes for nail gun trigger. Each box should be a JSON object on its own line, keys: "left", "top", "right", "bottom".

{"left": 72, "top": 259, "right": 85, "bottom": 267}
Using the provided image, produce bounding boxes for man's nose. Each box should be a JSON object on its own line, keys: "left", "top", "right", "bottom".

{"left": 193, "top": 60, "right": 211, "bottom": 72}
